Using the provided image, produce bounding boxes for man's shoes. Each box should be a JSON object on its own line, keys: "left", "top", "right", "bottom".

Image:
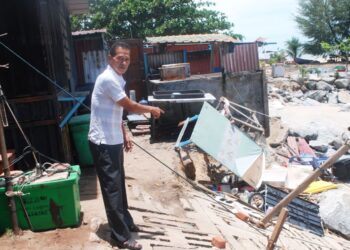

{"left": 116, "top": 239, "right": 142, "bottom": 250}
{"left": 129, "top": 225, "right": 141, "bottom": 232}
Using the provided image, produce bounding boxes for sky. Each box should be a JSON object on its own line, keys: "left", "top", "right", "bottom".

{"left": 209, "top": 0, "right": 308, "bottom": 58}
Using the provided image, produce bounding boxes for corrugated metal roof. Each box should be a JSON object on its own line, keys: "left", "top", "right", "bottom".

{"left": 146, "top": 33, "right": 237, "bottom": 44}
{"left": 72, "top": 29, "right": 107, "bottom": 36}
{"left": 66, "top": 0, "right": 89, "bottom": 15}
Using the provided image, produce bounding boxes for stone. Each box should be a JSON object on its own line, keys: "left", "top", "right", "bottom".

{"left": 321, "top": 76, "right": 336, "bottom": 84}
{"left": 334, "top": 79, "right": 350, "bottom": 89}
{"left": 289, "top": 127, "right": 318, "bottom": 141}
{"left": 309, "top": 140, "right": 329, "bottom": 153}
{"left": 315, "top": 81, "right": 334, "bottom": 91}
{"left": 338, "top": 90, "right": 350, "bottom": 104}
{"left": 319, "top": 187, "right": 350, "bottom": 239}
{"left": 327, "top": 92, "right": 338, "bottom": 104}
{"left": 302, "top": 98, "right": 320, "bottom": 106}
{"left": 330, "top": 138, "right": 343, "bottom": 150}
{"left": 305, "top": 81, "right": 317, "bottom": 90}
{"left": 292, "top": 90, "right": 304, "bottom": 98}
{"left": 304, "top": 90, "right": 328, "bottom": 102}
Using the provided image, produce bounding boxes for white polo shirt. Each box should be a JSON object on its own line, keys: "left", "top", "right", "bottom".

{"left": 88, "top": 65, "right": 126, "bottom": 145}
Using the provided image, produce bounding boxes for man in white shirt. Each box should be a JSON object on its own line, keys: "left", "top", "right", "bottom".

{"left": 89, "top": 41, "right": 163, "bottom": 250}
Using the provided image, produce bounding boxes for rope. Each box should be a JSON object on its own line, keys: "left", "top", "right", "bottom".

{"left": 0, "top": 41, "right": 91, "bottom": 111}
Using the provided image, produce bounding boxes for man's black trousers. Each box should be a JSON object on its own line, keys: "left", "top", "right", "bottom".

{"left": 89, "top": 141, "right": 135, "bottom": 243}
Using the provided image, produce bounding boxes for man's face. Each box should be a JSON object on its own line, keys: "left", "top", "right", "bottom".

{"left": 109, "top": 47, "right": 131, "bottom": 75}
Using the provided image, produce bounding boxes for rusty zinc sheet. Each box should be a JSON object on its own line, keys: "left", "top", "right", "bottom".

{"left": 223, "top": 43, "right": 259, "bottom": 73}
{"left": 148, "top": 51, "right": 184, "bottom": 70}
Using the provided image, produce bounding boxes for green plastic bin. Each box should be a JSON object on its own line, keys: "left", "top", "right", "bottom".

{"left": 69, "top": 114, "right": 93, "bottom": 166}
{"left": 0, "top": 165, "right": 81, "bottom": 232}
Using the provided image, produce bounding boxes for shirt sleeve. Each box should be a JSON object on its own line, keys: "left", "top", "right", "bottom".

{"left": 102, "top": 78, "right": 126, "bottom": 102}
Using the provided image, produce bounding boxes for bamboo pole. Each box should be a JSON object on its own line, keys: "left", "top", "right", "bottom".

{"left": 260, "top": 140, "right": 350, "bottom": 227}
{"left": 266, "top": 208, "right": 289, "bottom": 250}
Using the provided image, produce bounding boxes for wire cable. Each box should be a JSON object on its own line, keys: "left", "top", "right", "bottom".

{"left": 0, "top": 41, "right": 91, "bottom": 111}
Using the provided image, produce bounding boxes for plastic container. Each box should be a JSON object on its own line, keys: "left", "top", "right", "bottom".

{"left": 69, "top": 114, "right": 93, "bottom": 166}
{"left": 159, "top": 64, "right": 186, "bottom": 81}
{"left": 0, "top": 165, "right": 81, "bottom": 232}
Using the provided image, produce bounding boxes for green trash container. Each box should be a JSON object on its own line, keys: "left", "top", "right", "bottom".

{"left": 69, "top": 114, "right": 93, "bottom": 166}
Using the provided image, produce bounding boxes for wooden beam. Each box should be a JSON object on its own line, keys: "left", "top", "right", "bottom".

{"left": 266, "top": 208, "right": 289, "bottom": 250}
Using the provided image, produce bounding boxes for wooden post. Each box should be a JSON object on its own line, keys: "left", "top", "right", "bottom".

{"left": 260, "top": 141, "right": 350, "bottom": 226}
{"left": 0, "top": 86, "right": 20, "bottom": 235}
{"left": 266, "top": 208, "right": 289, "bottom": 250}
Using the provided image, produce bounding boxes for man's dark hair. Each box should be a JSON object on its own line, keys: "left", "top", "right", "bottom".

{"left": 109, "top": 41, "right": 130, "bottom": 56}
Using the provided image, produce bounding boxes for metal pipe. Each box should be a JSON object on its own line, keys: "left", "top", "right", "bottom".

{"left": 260, "top": 140, "right": 350, "bottom": 226}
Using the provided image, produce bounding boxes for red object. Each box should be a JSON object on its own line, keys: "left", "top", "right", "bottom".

{"left": 212, "top": 236, "right": 226, "bottom": 249}
{"left": 235, "top": 210, "right": 250, "bottom": 221}
{"left": 217, "top": 184, "right": 222, "bottom": 192}
{"left": 297, "top": 138, "right": 316, "bottom": 157}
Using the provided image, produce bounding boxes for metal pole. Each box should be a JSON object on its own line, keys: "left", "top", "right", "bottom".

{"left": 260, "top": 140, "right": 350, "bottom": 226}
{"left": 0, "top": 95, "right": 20, "bottom": 234}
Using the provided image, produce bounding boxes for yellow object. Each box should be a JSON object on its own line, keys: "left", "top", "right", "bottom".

{"left": 304, "top": 180, "right": 337, "bottom": 194}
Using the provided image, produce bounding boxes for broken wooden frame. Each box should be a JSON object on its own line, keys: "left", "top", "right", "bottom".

{"left": 175, "top": 102, "right": 265, "bottom": 188}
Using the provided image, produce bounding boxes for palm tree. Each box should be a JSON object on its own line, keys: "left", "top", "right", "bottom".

{"left": 285, "top": 37, "right": 304, "bottom": 62}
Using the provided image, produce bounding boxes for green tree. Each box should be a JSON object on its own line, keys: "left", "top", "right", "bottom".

{"left": 295, "top": 0, "right": 350, "bottom": 55}
{"left": 71, "top": 0, "right": 238, "bottom": 39}
{"left": 321, "top": 37, "right": 350, "bottom": 71}
{"left": 285, "top": 37, "right": 303, "bottom": 61}
{"left": 269, "top": 50, "right": 285, "bottom": 65}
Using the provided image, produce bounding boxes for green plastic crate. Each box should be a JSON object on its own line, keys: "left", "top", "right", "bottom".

{"left": 0, "top": 165, "right": 81, "bottom": 232}
{"left": 69, "top": 114, "right": 93, "bottom": 166}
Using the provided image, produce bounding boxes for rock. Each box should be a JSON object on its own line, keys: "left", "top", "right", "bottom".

{"left": 342, "top": 131, "right": 350, "bottom": 140}
{"left": 334, "top": 79, "right": 350, "bottom": 89}
{"left": 305, "top": 81, "right": 317, "bottom": 90}
{"left": 315, "top": 81, "right": 333, "bottom": 91}
{"left": 300, "top": 85, "right": 308, "bottom": 93}
{"left": 302, "top": 98, "right": 320, "bottom": 106}
{"left": 319, "top": 187, "right": 350, "bottom": 239}
{"left": 321, "top": 76, "right": 336, "bottom": 84}
{"left": 267, "top": 117, "right": 288, "bottom": 147}
{"left": 308, "top": 74, "right": 321, "bottom": 81}
{"left": 330, "top": 138, "right": 343, "bottom": 150}
{"left": 309, "top": 140, "right": 329, "bottom": 153}
{"left": 289, "top": 127, "right": 318, "bottom": 141}
{"left": 338, "top": 90, "right": 350, "bottom": 104}
{"left": 212, "top": 236, "right": 226, "bottom": 249}
{"left": 327, "top": 92, "right": 338, "bottom": 104}
{"left": 292, "top": 90, "right": 304, "bottom": 99}
{"left": 304, "top": 90, "right": 328, "bottom": 102}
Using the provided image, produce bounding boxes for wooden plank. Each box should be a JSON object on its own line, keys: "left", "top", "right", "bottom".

{"left": 297, "top": 137, "right": 316, "bottom": 157}
{"left": 287, "top": 136, "right": 299, "bottom": 156}
{"left": 266, "top": 208, "right": 289, "bottom": 250}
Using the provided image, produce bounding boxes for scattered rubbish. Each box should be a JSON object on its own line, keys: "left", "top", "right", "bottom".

{"left": 304, "top": 180, "right": 337, "bottom": 194}
{"left": 265, "top": 185, "right": 324, "bottom": 236}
